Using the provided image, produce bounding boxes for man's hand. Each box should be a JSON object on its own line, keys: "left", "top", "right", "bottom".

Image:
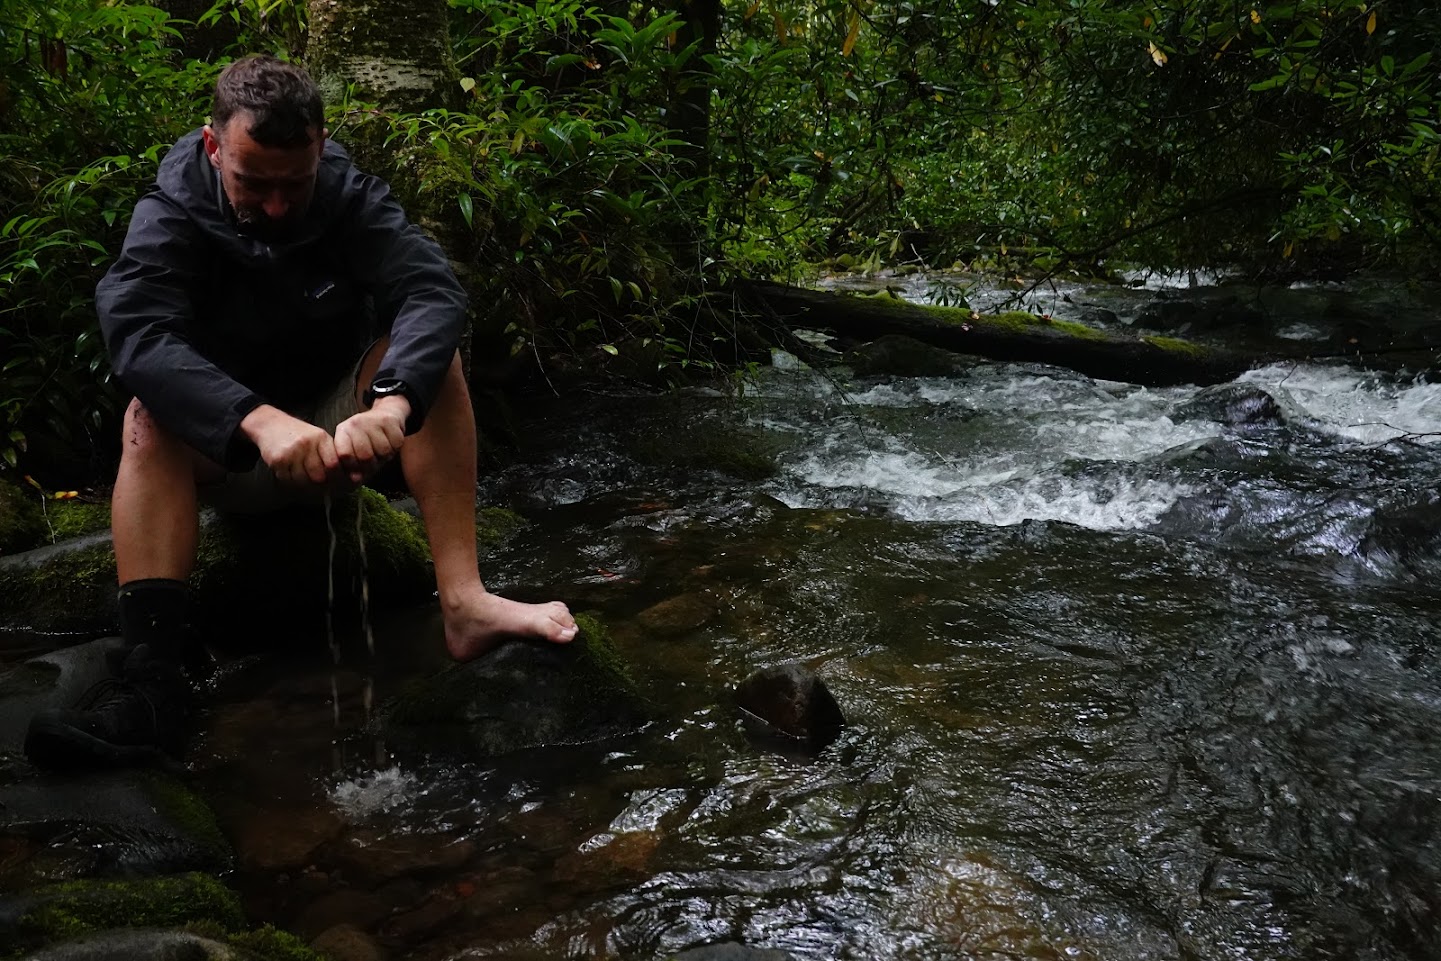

{"left": 240, "top": 405, "right": 343, "bottom": 488}
{"left": 334, "top": 395, "right": 410, "bottom": 485}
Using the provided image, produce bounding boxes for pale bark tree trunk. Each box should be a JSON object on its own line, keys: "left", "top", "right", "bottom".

{"left": 305, "top": 0, "right": 471, "bottom": 367}
{"left": 305, "top": 0, "right": 457, "bottom": 117}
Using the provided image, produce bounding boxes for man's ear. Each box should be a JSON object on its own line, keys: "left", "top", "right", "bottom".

{"left": 202, "top": 124, "right": 222, "bottom": 170}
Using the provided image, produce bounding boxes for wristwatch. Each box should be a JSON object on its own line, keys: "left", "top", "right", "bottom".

{"left": 365, "top": 377, "right": 421, "bottom": 434}
{"left": 365, "top": 377, "right": 412, "bottom": 407}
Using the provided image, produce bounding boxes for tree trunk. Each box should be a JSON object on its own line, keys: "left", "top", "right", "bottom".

{"left": 737, "top": 280, "right": 1259, "bottom": 387}
{"left": 305, "top": 0, "right": 472, "bottom": 369}
{"left": 673, "top": 0, "right": 720, "bottom": 179}
{"left": 305, "top": 0, "right": 457, "bottom": 117}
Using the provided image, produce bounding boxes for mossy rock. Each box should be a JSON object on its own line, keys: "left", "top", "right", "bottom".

{"left": 0, "top": 764, "right": 232, "bottom": 890}
{"left": 17, "top": 925, "right": 328, "bottom": 961}
{"left": 1, "top": 873, "right": 244, "bottom": 958}
{"left": 0, "top": 488, "right": 436, "bottom": 640}
{"left": 379, "top": 612, "right": 650, "bottom": 758}
{"left": 43, "top": 501, "right": 113, "bottom": 542}
{"left": 0, "top": 478, "right": 46, "bottom": 556}
{"left": 476, "top": 506, "right": 525, "bottom": 550}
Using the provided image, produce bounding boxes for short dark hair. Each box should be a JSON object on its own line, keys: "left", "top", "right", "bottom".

{"left": 212, "top": 55, "right": 323, "bottom": 148}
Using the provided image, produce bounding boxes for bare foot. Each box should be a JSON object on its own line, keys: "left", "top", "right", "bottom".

{"left": 444, "top": 589, "right": 578, "bottom": 662}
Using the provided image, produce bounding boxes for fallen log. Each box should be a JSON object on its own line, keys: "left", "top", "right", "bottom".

{"left": 738, "top": 279, "right": 1260, "bottom": 387}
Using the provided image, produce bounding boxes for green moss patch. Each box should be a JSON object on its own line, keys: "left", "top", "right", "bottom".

{"left": 1142, "top": 334, "right": 1207, "bottom": 356}
{"left": 477, "top": 506, "right": 526, "bottom": 550}
{"left": 44, "top": 501, "right": 113, "bottom": 541}
{"left": 0, "top": 479, "right": 45, "bottom": 555}
{"left": 9, "top": 873, "right": 244, "bottom": 956}
{"left": 136, "top": 771, "right": 231, "bottom": 864}
{"left": 0, "top": 541, "right": 119, "bottom": 634}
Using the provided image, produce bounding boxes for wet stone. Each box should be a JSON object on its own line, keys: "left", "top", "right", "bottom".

{"left": 293, "top": 887, "right": 389, "bottom": 940}
{"left": 378, "top": 893, "right": 465, "bottom": 941}
{"left": 0, "top": 761, "right": 231, "bottom": 887}
{"left": 1173, "top": 384, "right": 1285, "bottom": 428}
{"left": 636, "top": 592, "right": 717, "bottom": 636}
{"left": 323, "top": 830, "right": 475, "bottom": 887}
{"left": 734, "top": 663, "right": 847, "bottom": 754}
{"left": 312, "top": 922, "right": 389, "bottom": 961}
{"left": 462, "top": 873, "right": 541, "bottom": 921}
{"left": 377, "top": 616, "right": 649, "bottom": 759}
{"left": 233, "top": 805, "right": 344, "bottom": 873}
{"left": 21, "top": 929, "right": 238, "bottom": 961}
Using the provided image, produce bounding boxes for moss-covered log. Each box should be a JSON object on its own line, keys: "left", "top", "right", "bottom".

{"left": 739, "top": 279, "right": 1260, "bottom": 387}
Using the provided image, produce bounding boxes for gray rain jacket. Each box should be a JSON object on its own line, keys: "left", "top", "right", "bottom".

{"left": 96, "top": 129, "right": 466, "bottom": 471}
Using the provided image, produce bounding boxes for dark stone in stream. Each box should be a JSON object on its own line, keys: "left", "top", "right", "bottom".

{"left": 1133, "top": 292, "right": 1267, "bottom": 333}
{"left": 1356, "top": 495, "right": 1441, "bottom": 581}
{"left": 733, "top": 663, "right": 846, "bottom": 754}
{"left": 376, "top": 614, "right": 649, "bottom": 759}
{"left": 1172, "top": 384, "right": 1285, "bottom": 428}
{"left": 0, "top": 758, "right": 232, "bottom": 888}
{"left": 311, "top": 922, "right": 388, "bottom": 961}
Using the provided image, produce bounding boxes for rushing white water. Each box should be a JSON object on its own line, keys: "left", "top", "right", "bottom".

{"left": 330, "top": 765, "right": 417, "bottom": 819}
{"left": 762, "top": 368, "right": 1220, "bottom": 530}
{"left": 1240, "top": 364, "right": 1441, "bottom": 445}
{"left": 756, "top": 361, "right": 1441, "bottom": 532}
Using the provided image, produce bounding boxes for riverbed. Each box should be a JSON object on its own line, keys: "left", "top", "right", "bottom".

{"left": 192, "top": 304, "right": 1441, "bottom": 960}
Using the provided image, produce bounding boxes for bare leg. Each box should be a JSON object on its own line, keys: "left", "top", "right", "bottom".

{"left": 112, "top": 399, "right": 220, "bottom": 583}
{"left": 370, "top": 349, "right": 577, "bottom": 660}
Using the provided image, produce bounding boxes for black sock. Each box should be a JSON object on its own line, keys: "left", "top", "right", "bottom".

{"left": 117, "top": 578, "right": 192, "bottom": 663}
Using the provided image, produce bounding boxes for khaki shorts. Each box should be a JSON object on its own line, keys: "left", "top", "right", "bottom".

{"left": 200, "top": 348, "right": 371, "bottom": 514}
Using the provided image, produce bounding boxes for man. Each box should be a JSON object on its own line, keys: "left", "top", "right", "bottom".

{"left": 23, "top": 55, "right": 577, "bottom": 768}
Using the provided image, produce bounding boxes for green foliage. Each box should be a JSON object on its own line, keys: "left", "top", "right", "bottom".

{"left": 347, "top": 0, "right": 717, "bottom": 380}
{"left": 4, "top": 0, "right": 1438, "bottom": 484}
{"left": 0, "top": 1, "right": 217, "bottom": 480}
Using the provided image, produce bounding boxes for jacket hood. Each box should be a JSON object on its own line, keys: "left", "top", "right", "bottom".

{"left": 154, "top": 127, "right": 356, "bottom": 264}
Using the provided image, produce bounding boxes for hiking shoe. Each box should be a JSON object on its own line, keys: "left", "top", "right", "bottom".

{"left": 24, "top": 645, "right": 192, "bottom": 769}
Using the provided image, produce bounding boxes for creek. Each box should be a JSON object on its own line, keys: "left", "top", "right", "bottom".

{"left": 193, "top": 282, "right": 1441, "bottom": 961}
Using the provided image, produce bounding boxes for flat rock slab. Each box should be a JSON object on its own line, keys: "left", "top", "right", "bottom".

{"left": 0, "top": 759, "right": 232, "bottom": 888}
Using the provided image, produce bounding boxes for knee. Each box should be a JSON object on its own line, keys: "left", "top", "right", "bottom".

{"left": 120, "top": 398, "right": 179, "bottom": 455}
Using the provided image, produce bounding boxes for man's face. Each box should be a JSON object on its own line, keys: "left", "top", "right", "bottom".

{"left": 203, "top": 112, "right": 325, "bottom": 242}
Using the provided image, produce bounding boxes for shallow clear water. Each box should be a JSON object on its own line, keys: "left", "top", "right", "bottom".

{"left": 194, "top": 358, "right": 1441, "bottom": 961}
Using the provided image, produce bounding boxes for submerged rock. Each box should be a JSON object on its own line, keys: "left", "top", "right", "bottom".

{"left": 1133, "top": 292, "right": 1267, "bottom": 333}
{"left": 734, "top": 663, "right": 846, "bottom": 754}
{"left": 1173, "top": 384, "right": 1285, "bottom": 428}
{"left": 1356, "top": 495, "right": 1441, "bottom": 582}
{"left": 376, "top": 614, "right": 649, "bottom": 758}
